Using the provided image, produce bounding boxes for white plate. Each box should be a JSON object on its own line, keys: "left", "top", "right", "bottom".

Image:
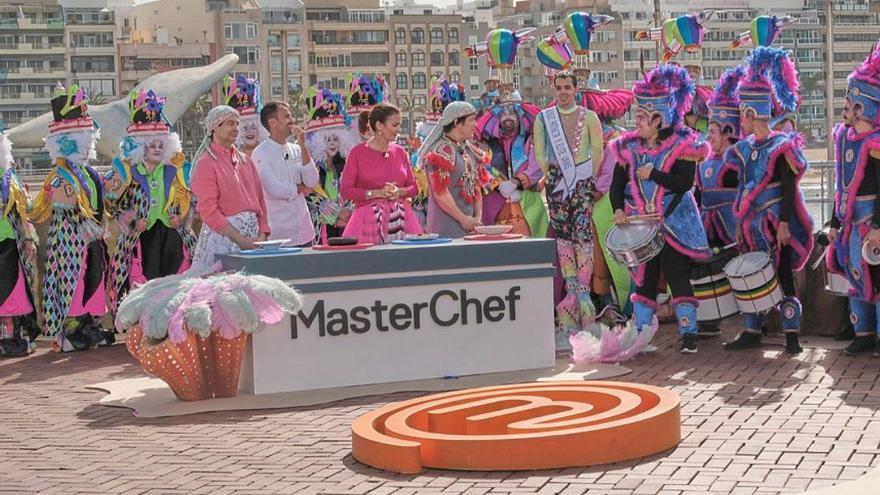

{"left": 475, "top": 225, "right": 514, "bottom": 236}
{"left": 254, "top": 239, "right": 289, "bottom": 250}
{"left": 405, "top": 233, "right": 440, "bottom": 241}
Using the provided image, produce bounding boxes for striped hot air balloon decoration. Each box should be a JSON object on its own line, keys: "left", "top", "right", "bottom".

{"left": 731, "top": 15, "right": 796, "bottom": 48}
{"left": 636, "top": 11, "right": 715, "bottom": 62}
{"left": 466, "top": 28, "right": 536, "bottom": 84}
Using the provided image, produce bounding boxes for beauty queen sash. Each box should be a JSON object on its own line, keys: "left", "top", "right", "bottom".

{"left": 542, "top": 106, "right": 592, "bottom": 199}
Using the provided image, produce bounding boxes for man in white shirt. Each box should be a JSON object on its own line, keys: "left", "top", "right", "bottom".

{"left": 252, "top": 101, "right": 319, "bottom": 246}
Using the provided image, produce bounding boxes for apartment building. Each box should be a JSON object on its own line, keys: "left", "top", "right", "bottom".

{"left": 117, "top": 42, "right": 215, "bottom": 94}
{"left": 63, "top": 0, "right": 118, "bottom": 101}
{"left": 0, "top": 0, "right": 66, "bottom": 133}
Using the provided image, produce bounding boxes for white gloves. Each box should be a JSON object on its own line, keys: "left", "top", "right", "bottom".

{"left": 499, "top": 180, "right": 518, "bottom": 199}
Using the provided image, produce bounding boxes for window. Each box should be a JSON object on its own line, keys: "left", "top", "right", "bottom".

{"left": 352, "top": 30, "right": 388, "bottom": 44}
{"left": 413, "top": 72, "right": 426, "bottom": 89}
{"left": 69, "top": 32, "right": 114, "bottom": 48}
{"left": 287, "top": 54, "right": 301, "bottom": 72}
{"left": 288, "top": 77, "right": 302, "bottom": 92}
{"left": 468, "top": 57, "right": 478, "bottom": 71}
{"left": 286, "top": 33, "right": 300, "bottom": 48}
{"left": 411, "top": 50, "right": 425, "bottom": 66}
{"left": 397, "top": 73, "right": 408, "bottom": 89}
{"left": 351, "top": 52, "right": 389, "bottom": 67}
{"left": 225, "top": 46, "right": 260, "bottom": 65}
{"left": 268, "top": 33, "right": 281, "bottom": 47}
{"left": 430, "top": 27, "right": 443, "bottom": 44}
{"left": 450, "top": 71, "right": 460, "bottom": 83}
{"left": 411, "top": 28, "right": 424, "bottom": 44}
{"left": 448, "top": 51, "right": 459, "bottom": 66}
{"left": 448, "top": 27, "right": 459, "bottom": 43}
{"left": 311, "top": 31, "right": 337, "bottom": 44}
{"left": 306, "top": 10, "right": 341, "bottom": 22}
{"left": 270, "top": 53, "right": 282, "bottom": 73}
{"left": 224, "top": 22, "right": 257, "bottom": 40}
{"left": 395, "top": 28, "right": 406, "bottom": 44}
{"left": 414, "top": 95, "right": 426, "bottom": 106}
{"left": 70, "top": 55, "right": 114, "bottom": 73}
{"left": 272, "top": 77, "right": 283, "bottom": 97}
{"left": 431, "top": 50, "right": 444, "bottom": 66}
{"left": 349, "top": 10, "right": 386, "bottom": 23}
{"left": 75, "top": 78, "right": 115, "bottom": 97}
{"left": 396, "top": 51, "right": 407, "bottom": 66}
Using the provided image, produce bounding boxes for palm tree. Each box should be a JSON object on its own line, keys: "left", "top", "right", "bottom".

{"left": 288, "top": 87, "right": 307, "bottom": 121}
{"left": 799, "top": 72, "right": 822, "bottom": 143}
{"left": 178, "top": 93, "right": 211, "bottom": 157}
{"left": 397, "top": 94, "right": 423, "bottom": 138}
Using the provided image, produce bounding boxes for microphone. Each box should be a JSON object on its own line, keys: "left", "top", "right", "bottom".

{"left": 284, "top": 153, "right": 290, "bottom": 160}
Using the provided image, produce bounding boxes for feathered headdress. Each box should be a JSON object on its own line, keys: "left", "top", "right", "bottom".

{"left": 708, "top": 66, "right": 745, "bottom": 137}
{"left": 737, "top": 46, "right": 799, "bottom": 120}
{"left": 305, "top": 87, "right": 349, "bottom": 131}
{"left": 847, "top": 37, "right": 880, "bottom": 126}
{"left": 0, "top": 131, "right": 12, "bottom": 171}
{"left": 223, "top": 75, "right": 261, "bottom": 116}
{"left": 632, "top": 64, "right": 695, "bottom": 128}
{"left": 49, "top": 83, "right": 94, "bottom": 136}
{"left": 127, "top": 89, "right": 169, "bottom": 136}
{"left": 347, "top": 73, "right": 389, "bottom": 115}
{"left": 427, "top": 75, "right": 467, "bottom": 123}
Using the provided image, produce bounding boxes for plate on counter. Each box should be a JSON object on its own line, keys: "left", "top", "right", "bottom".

{"left": 313, "top": 243, "right": 374, "bottom": 251}
{"left": 474, "top": 225, "right": 514, "bottom": 236}
{"left": 405, "top": 233, "right": 440, "bottom": 241}
{"left": 238, "top": 247, "right": 303, "bottom": 256}
{"left": 392, "top": 237, "right": 453, "bottom": 246}
{"left": 463, "top": 233, "right": 524, "bottom": 241}
{"left": 253, "top": 239, "right": 290, "bottom": 250}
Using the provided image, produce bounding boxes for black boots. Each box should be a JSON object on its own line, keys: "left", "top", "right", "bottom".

{"left": 724, "top": 331, "right": 762, "bottom": 351}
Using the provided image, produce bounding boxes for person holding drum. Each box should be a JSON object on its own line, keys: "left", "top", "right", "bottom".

{"left": 693, "top": 66, "right": 747, "bottom": 337}
{"left": 826, "top": 39, "right": 880, "bottom": 356}
{"left": 532, "top": 70, "right": 605, "bottom": 351}
{"left": 609, "top": 64, "right": 712, "bottom": 354}
{"left": 724, "top": 47, "right": 814, "bottom": 354}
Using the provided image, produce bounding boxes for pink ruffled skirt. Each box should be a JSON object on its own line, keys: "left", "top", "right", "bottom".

{"left": 342, "top": 199, "right": 422, "bottom": 245}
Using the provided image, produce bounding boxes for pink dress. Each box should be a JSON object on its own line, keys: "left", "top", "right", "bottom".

{"left": 340, "top": 142, "right": 422, "bottom": 244}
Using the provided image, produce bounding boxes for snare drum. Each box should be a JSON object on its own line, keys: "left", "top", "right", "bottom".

{"left": 825, "top": 270, "right": 852, "bottom": 296}
{"left": 723, "top": 252, "right": 783, "bottom": 314}
{"left": 691, "top": 250, "right": 739, "bottom": 321}
{"left": 605, "top": 220, "right": 664, "bottom": 268}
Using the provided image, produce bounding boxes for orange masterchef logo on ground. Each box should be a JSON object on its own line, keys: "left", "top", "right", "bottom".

{"left": 351, "top": 381, "right": 681, "bottom": 473}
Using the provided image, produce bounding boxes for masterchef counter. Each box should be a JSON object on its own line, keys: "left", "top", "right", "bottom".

{"left": 219, "top": 238, "right": 556, "bottom": 394}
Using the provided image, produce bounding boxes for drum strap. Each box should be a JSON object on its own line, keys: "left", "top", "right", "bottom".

{"left": 664, "top": 192, "right": 684, "bottom": 219}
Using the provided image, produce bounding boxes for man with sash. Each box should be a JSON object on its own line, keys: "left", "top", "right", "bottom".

{"left": 826, "top": 38, "right": 880, "bottom": 356}
{"left": 532, "top": 70, "right": 604, "bottom": 351}
{"left": 609, "top": 64, "right": 712, "bottom": 354}
{"left": 724, "top": 47, "right": 813, "bottom": 354}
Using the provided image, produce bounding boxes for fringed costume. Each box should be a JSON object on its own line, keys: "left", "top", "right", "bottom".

{"left": 30, "top": 84, "right": 113, "bottom": 352}
{"left": 609, "top": 64, "right": 712, "bottom": 353}
{"left": 826, "top": 38, "right": 880, "bottom": 355}
{"left": 0, "top": 133, "right": 39, "bottom": 357}
{"left": 105, "top": 89, "right": 194, "bottom": 314}
{"left": 725, "top": 47, "right": 813, "bottom": 353}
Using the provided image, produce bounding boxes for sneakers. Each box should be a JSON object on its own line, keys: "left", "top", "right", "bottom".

{"left": 680, "top": 334, "right": 697, "bottom": 354}
{"left": 844, "top": 335, "right": 876, "bottom": 356}
{"left": 785, "top": 332, "right": 803, "bottom": 355}
{"left": 724, "top": 331, "right": 762, "bottom": 351}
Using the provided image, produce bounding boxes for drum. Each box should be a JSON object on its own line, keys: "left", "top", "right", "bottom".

{"left": 723, "top": 252, "right": 783, "bottom": 314}
{"left": 605, "top": 220, "right": 664, "bottom": 268}
{"left": 691, "top": 250, "right": 739, "bottom": 321}
{"left": 825, "top": 270, "right": 852, "bottom": 297}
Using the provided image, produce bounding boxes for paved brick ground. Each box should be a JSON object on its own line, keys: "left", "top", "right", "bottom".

{"left": 2, "top": 324, "right": 880, "bottom": 495}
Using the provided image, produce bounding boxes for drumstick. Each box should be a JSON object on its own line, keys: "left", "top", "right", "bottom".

{"left": 626, "top": 214, "right": 662, "bottom": 223}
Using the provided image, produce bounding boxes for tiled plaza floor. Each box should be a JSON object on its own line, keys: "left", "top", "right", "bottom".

{"left": 2, "top": 324, "right": 879, "bottom": 495}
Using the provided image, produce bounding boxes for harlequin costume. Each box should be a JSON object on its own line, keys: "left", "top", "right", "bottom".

{"left": 413, "top": 75, "right": 466, "bottom": 231}
{"left": 224, "top": 75, "right": 267, "bottom": 155}
{"left": 697, "top": 66, "right": 746, "bottom": 247}
{"left": 30, "top": 84, "right": 113, "bottom": 352}
{"left": 420, "top": 101, "right": 491, "bottom": 238}
{"left": 105, "top": 89, "right": 195, "bottom": 314}
{"left": 609, "top": 64, "right": 712, "bottom": 353}
{"left": 303, "top": 87, "right": 359, "bottom": 243}
{"left": 0, "top": 132, "right": 39, "bottom": 357}
{"left": 477, "top": 91, "right": 548, "bottom": 238}
{"left": 826, "top": 38, "right": 880, "bottom": 355}
{"left": 724, "top": 46, "right": 813, "bottom": 354}
{"left": 533, "top": 72, "right": 605, "bottom": 349}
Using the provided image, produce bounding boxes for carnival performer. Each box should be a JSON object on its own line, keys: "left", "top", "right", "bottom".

{"left": 420, "top": 101, "right": 490, "bottom": 238}
{"left": 340, "top": 103, "right": 422, "bottom": 243}
{"left": 609, "top": 64, "right": 712, "bottom": 354}
{"left": 223, "top": 75, "right": 267, "bottom": 156}
{"left": 104, "top": 89, "right": 195, "bottom": 314}
{"left": 478, "top": 90, "right": 548, "bottom": 237}
{"left": 190, "top": 105, "right": 270, "bottom": 271}
{"left": 533, "top": 71, "right": 604, "bottom": 350}
{"left": 723, "top": 46, "right": 813, "bottom": 354}
{"left": 303, "top": 88, "right": 359, "bottom": 243}
{"left": 826, "top": 38, "right": 880, "bottom": 356}
{"left": 29, "top": 84, "right": 113, "bottom": 352}
{"left": 0, "top": 132, "right": 38, "bottom": 357}
{"left": 412, "top": 76, "right": 467, "bottom": 231}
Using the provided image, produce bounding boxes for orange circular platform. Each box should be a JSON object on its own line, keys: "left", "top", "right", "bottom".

{"left": 351, "top": 381, "right": 681, "bottom": 473}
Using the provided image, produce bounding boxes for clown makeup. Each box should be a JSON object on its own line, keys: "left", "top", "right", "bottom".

{"left": 240, "top": 117, "right": 260, "bottom": 146}
{"left": 498, "top": 107, "right": 520, "bottom": 137}
{"left": 325, "top": 133, "right": 339, "bottom": 156}
{"left": 145, "top": 137, "right": 165, "bottom": 166}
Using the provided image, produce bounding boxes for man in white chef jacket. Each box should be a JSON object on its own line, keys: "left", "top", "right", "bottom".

{"left": 252, "top": 101, "right": 319, "bottom": 246}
